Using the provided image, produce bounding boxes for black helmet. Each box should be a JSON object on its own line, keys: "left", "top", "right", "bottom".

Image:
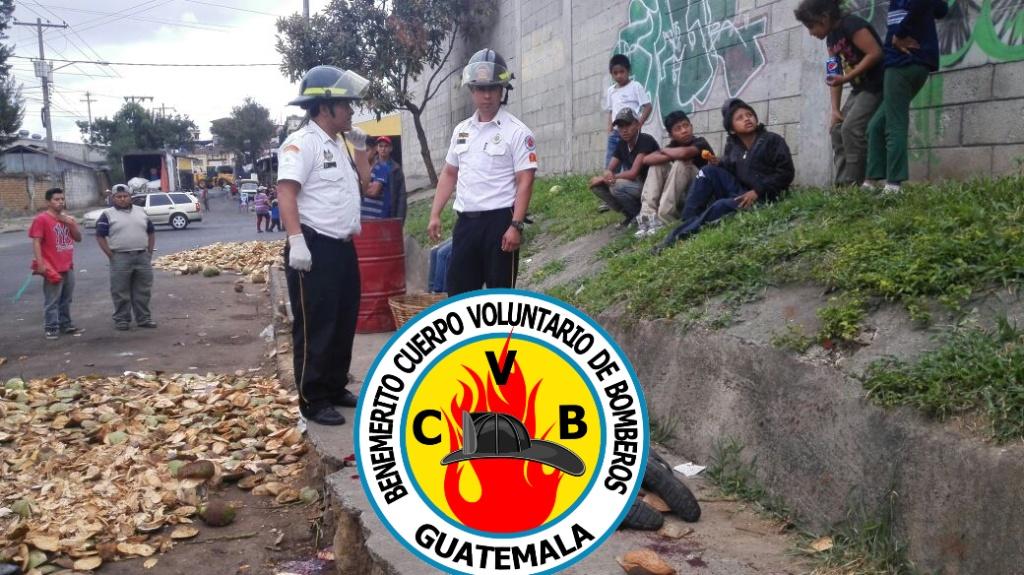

{"left": 288, "top": 65, "right": 370, "bottom": 106}
{"left": 461, "top": 49, "right": 513, "bottom": 88}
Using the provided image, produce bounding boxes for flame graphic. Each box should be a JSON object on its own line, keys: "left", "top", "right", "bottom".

{"left": 443, "top": 335, "right": 564, "bottom": 532}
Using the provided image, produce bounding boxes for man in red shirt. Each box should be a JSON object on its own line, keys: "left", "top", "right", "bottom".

{"left": 29, "top": 188, "right": 83, "bottom": 339}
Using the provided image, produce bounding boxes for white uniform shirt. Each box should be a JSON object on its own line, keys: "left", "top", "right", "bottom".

{"left": 277, "top": 121, "right": 361, "bottom": 239}
{"left": 604, "top": 80, "right": 651, "bottom": 120}
{"left": 444, "top": 109, "right": 538, "bottom": 213}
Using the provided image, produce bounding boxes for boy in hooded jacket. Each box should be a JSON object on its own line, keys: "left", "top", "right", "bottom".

{"left": 654, "top": 98, "right": 794, "bottom": 254}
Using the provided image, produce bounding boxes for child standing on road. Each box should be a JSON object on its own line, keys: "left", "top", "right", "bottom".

{"left": 602, "top": 55, "right": 652, "bottom": 181}
{"left": 269, "top": 199, "right": 281, "bottom": 232}
{"left": 795, "top": 0, "right": 884, "bottom": 187}
{"left": 865, "top": 0, "right": 949, "bottom": 193}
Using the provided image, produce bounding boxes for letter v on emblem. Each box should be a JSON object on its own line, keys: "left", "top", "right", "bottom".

{"left": 485, "top": 350, "right": 517, "bottom": 385}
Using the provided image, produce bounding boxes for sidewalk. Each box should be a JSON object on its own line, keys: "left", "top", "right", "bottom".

{"left": 0, "top": 207, "right": 94, "bottom": 234}
{"left": 267, "top": 268, "right": 808, "bottom": 574}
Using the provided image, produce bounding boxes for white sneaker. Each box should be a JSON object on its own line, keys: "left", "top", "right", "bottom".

{"left": 633, "top": 215, "right": 649, "bottom": 238}
{"left": 644, "top": 221, "right": 663, "bottom": 237}
{"left": 881, "top": 183, "right": 901, "bottom": 195}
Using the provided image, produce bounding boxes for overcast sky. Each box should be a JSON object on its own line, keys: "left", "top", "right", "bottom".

{"left": 7, "top": 0, "right": 335, "bottom": 143}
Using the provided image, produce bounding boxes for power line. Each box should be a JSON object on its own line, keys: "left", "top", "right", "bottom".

{"left": 23, "top": 1, "right": 237, "bottom": 32}
{"left": 184, "top": 0, "right": 288, "bottom": 17}
{"left": 24, "top": 1, "right": 124, "bottom": 78}
{"left": 16, "top": 1, "right": 113, "bottom": 79}
{"left": 75, "top": 0, "right": 178, "bottom": 34}
{"left": 9, "top": 55, "right": 278, "bottom": 67}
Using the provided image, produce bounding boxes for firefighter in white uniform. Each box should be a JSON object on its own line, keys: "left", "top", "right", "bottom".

{"left": 428, "top": 49, "right": 538, "bottom": 295}
{"left": 277, "top": 65, "right": 371, "bottom": 426}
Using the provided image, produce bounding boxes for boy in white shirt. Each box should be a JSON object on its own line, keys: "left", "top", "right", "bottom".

{"left": 604, "top": 54, "right": 652, "bottom": 170}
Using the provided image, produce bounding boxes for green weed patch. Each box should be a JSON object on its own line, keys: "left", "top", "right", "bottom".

{"left": 864, "top": 317, "right": 1024, "bottom": 443}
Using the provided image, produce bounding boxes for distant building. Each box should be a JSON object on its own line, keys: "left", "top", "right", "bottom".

{"left": 0, "top": 139, "right": 110, "bottom": 212}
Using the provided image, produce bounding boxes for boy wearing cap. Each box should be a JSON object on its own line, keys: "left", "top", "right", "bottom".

{"left": 655, "top": 99, "right": 794, "bottom": 253}
{"left": 361, "top": 136, "right": 407, "bottom": 221}
{"left": 635, "top": 111, "right": 715, "bottom": 237}
{"left": 589, "top": 108, "right": 660, "bottom": 228}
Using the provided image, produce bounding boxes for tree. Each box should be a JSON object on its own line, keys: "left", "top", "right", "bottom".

{"left": 78, "top": 102, "right": 198, "bottom": 183}
{"left": 276, "top": 0, "right": 497, "bottom": 186}
{"left": 0, "top": 0, "right": 24, "bottom": 147}
{"left": 209, "top": 98, "right": 276, "bottom": 174}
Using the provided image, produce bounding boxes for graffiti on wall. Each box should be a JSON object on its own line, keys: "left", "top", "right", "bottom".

{"left": 614, "top": 0, "right": 768, "bottom": 115}
{"left": 847, "top": 0, "right": 1024, "bottom": 67}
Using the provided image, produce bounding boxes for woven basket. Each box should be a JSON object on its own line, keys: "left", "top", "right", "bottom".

{"left": 389, "top": 293, "right": 447, "bottom": 329}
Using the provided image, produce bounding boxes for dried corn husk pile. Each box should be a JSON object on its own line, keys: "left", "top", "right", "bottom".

{"left": 0, "top": 372, "right": 306, "bottom": 572}
{"left": 154, "top": 241, "right": 285, "bottom": 283}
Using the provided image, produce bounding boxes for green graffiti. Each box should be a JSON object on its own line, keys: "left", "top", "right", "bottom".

{"left": 848, "top": 0, "right": 1024, "bottom": 67}
{"left": 614, "top": 0, "right": 768, "bottom": 114}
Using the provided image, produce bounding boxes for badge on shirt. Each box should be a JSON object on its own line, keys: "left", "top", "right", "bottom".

{"left": 323, "top": 149, "right": 337, "bottom": 169}
{"left": 492, "top": 134, "right": 502, "bottom": 145}
{"left": 528, "top": 152, "right": 537, "bottom": 163}
{"left": 456, "top": 131, "right": 469, "bottom": 145}
{"left": 525, "top": 135, "right": 536, "bottom": 151}
{"left": 283, "top": 144, "right": 301, "bottom": 154}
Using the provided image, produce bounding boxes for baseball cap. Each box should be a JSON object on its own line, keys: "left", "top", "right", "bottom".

{"left": 612, "top": 108, "right": 640, "bottom": 127}
{"left": 376, "top": 135, "right": 392, "bottom": 145}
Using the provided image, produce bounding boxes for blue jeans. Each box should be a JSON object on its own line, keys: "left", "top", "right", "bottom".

{"left": 43, "top": 270, "right": 75, "bottom": 331}
{"left": 429, "top": 238, "right": 453, "bottom": 293}
{"left": 663, "top": 165, "right": 745, "bottom": 246}
{"left": 604, "top": 129, "right": 621, "bottom": 172}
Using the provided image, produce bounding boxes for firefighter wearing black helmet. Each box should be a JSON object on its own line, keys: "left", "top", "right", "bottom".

{"left": 427, "top": 49, "right": 538, "bottom": 295}
{"left": 277, "top": 65, "right": 371, "bottom": 426}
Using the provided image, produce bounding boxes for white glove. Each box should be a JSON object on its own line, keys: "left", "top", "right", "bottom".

{"left": 346, "top": 127, "right": 368, "bottom": 151}
{"left": 287, "top": 234, "right": 312, "bottom": 271}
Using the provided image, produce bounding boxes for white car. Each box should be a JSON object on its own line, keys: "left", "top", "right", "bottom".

{"left": 84, "top": 192, "right": 203, "bottom": 230}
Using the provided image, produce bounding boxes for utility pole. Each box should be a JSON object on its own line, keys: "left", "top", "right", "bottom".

{"left": 303, "top": 0, "right": 309, "bottom": 21}
{"left": 14, "top": 18, "right": 68, "bottom": 177}
{"left": 124, "top": 95, "right": 154, "bottom": 105}
{"left": 80, "top": 91, "right": 96, "bottom": 137}
{"left": 157, "top": 103, "right": 176, "bottom": 118}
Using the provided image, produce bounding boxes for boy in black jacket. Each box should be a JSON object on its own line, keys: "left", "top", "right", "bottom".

{"left": 654, "top": 98, "right": 794, "bottom": 253}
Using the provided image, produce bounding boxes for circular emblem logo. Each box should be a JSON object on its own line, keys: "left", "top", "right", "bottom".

{"left": 355, "top": 290, "right": 648, "bottom": 575}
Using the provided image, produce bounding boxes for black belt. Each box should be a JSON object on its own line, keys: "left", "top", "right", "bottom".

{"left": 457, "top": 207, "right": 512, "bottom": 219}
{"left": 300, "top": 224, "right": 351, "bottom": 242}
{"left": 115, "top": 249, "right": 147, "bottom": 254}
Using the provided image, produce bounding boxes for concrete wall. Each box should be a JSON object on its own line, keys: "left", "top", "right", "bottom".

{"left": 399, "top": 0, "right": 1024, "bottom": 187}
{"left": 0, "top": 170, "right": 99, "bottom": 213}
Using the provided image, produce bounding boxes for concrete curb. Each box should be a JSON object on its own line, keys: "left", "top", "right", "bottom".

{"left": 267, "top": 265, "right": 814, "bottom": 575}
{"left": 269, "top": 266, "right": 427, "bottom": 574}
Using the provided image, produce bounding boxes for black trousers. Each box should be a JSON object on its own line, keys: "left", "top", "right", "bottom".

{"left": 285, "top": 225, "right": 361, "bottom": 412}
{"left": 446, "top": 208, "right": 519, "bottom": 296}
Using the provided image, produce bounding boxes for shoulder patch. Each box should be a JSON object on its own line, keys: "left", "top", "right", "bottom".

{"left": 525, "top": 135, "right": 536, "bottom": 150}
{"left": 283, "top": 144, "right": 301, "bottom": 154}
{"left": 528, "top": 152, "right": 537, "bottom": 163}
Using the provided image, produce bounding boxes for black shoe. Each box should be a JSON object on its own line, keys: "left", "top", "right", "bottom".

{"left": 614, "top": 214, "right": 634, "bottom": 230}
{"left": 301, "top": 405, "right": 346, "bottom": 426}
{"left": 45, "top": 329, "right": 59, "bottom": 340}
{"left": 138, "top": 321, "right": 158, "bottom": 328}
{"left": 114, "top": 323, "right": 130, "bottom": 331}
{"left": 619, "top": 497, "right": 663, "bottom": 530}
{"left": 61, "top": 325, "right": 80, "bottom": 334}
{"left": 331, "top": 389, "right": 359, "bottom": 408}
{"left": 597, "top": 202, "right": 611, "bottom": 213}
{"left": 643, "top": 453, "right": 701, "bottom": 522}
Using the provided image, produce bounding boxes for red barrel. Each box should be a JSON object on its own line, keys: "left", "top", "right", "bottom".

{"left": 354, "top": 218, "right": 406, "bottom": 333}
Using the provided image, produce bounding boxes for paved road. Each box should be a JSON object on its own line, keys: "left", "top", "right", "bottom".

{"left": 0, "top": 190, "right": 286, "bottom": 380}
{"left": 0, "top": 191, "right": 284, "bottom": 318}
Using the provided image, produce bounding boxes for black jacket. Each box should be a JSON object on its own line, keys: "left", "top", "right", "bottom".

{"left": 720, "top": 126, "right": 794, "bottom": 203}
{"left": 383, "top": 159, "right": 408, "bottom": 221}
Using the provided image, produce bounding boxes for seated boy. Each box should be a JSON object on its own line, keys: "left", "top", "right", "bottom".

{"left": 635, "top": 111, "right": 715, "bottom": 238}
{"left": 589, "top": 108, "right": 660, "bottom": 228}
{"left": 654, "top": 98, "right": 794, "bottom": 253}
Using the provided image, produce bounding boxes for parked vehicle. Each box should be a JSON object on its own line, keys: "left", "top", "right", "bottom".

{"left": 83, "top": 192, "right": 202, "bottom": 230}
